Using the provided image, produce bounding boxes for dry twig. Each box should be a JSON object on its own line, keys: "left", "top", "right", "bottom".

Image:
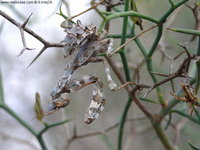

{"left": 67, "top": 0, "right": 106, "bottom": 21}
{"left": 173, "top": 118, "right": 187, "bottom": 145}
{"left": 185, "top": 3, "right": 200, "bottom": 41}
{"left": 105, "top": 57, "right": 153, "bottom": 119}
{"left": 144, "top": 44, "right": 198, "bottom": 98}
{"left": 0, "top": 131, "right": 38, "bottom": 150}
{"left": 17, "top": 13, "right": 35, "bottom": 56}
{"left": 108, "top": 23, "right": 162, "bottom": 56}
{"left": 65, "top": 115, "right": 147, "bottom": 149}
{"left": 0, "top": 10, "right": 64, "bottom": 67}
{"left": 158, "top": 6, "right": 183, "bottom": 73}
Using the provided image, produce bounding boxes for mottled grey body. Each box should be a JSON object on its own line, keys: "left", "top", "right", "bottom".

{"left": 48, "top": 20, "right": 116, "bottom": 124}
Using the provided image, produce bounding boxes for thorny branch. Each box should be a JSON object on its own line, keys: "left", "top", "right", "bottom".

{"left": 144, "top": 44, "right": 199, "bottom": 98}
{"left": 106, "top": 57, "right": 153, "bottom": 119}
{"left": 0, "top": 10, "right": 64, "bottom": 67}
{"left": 173, "top": 118, "right": 187, "bottom": 145}
{"left": 65, "top": 115, "right": 147, "bottom": 149}
{"left": 108, "top": 23, "right": 163, "bottom": 56}
{"left": 0, "top": 1, "right": 197, "bottom": 150}
{"left": 113, "top": 58, "right": 145, "bottom": 84}
{"left": 158, "top": 5, "right": 183, "bottom": 72}
{"left": 185, "top": 3, "right": 200, "bottom": 41}
{"left": 17, "top": 13, "right": 35, "bottom": 57}
{"left": 0, "top": 7, "right": 150, "bottom": 150}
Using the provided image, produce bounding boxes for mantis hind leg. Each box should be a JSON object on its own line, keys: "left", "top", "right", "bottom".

{"left": 63, "top": 74, "right": 106, "bottom": 124}
{"left": 84, "top": 76, "right": 106, "bottom": 124}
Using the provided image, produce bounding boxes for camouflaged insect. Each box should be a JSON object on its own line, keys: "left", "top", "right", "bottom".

{"left": 171, "top": 81, "right": 200, "bottom": 115}
{"left": 48, "top": 20, "right": 117, "bottom": 124}
{"left": 60, "top": 20, "right": 98, "bottom": 57}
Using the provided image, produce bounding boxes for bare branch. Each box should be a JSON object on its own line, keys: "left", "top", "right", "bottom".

{"left": 67, "top": 0, "right": 106, "bottom": 21}
{"left": 185, "top": 3, "right": 200, "bottom": 41}
{"left": 0, "top": 10, "right": 63, "bottom": 46}
{"left": 173, "top": 118, "right": 187, "bottom": 145}
{"left": 158, "top": 6, "right": 183, "bottom": 71}
{"left": 17, "top": 13, "right": 35, "bottom": 56}
{"left": 0, "top": 10, "right": 64, "bottom": 66}
{"left": 0, "top": 131, "right": 38, "bottom": 150}
{"left": 27, "top": 46, "right": 47, "bottom": 68}
{"left": 112, "top": 81, "right": 150, "bottom": 91}
{"left": 65, "top": 115, "right": 147, "bottom": 149}
{"left": 108, "top": 23, "right": 162, "bottom": 56}
{"left": 105, "top": 57, "right": 153, "bottom": 119}
{"left": 144, "top": 44, "right": 197, "bottom": 98}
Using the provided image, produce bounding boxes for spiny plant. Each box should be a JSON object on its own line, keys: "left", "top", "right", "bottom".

{"left": 0, "top": 0, "right": 200, "bottom": 150}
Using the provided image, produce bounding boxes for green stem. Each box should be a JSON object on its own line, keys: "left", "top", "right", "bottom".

{"left": 105, "top": 1, "right": 189, "bottom": 150}
{"left": 38, "top": 119, "right": 70, "bottom": 136}
{"left": 48, "top": 119, "right": 70, "bottom": 128}
{"left": 171, "top": 110, "right": 200, "bottom": 125}
{"left": 118, "top": 1, "right": 132, "bottom": 150}
{"left": 146, "top": 25, "right": 165, "bottom": 106}
{"left": 164, "top": 112, "right": 172, "bottom": 130}
{"left": 107, "top": 11, "right": 159, "bottom": 24}
{"left": 118, "top": 97, "right": 132, "bottom": 150}
{"left": 94, "top": 9, "right": 106, "bottom": 20}
{"left": 144, "top": 0, "right": 189, "bottom": 106}
{"left": 120, "top": 52, "right": 131, "bottom": 81}
{"left": 127, "top": 19, "right": 175, "bottom": 150}
{"left": 107, "top": 34, "right": 132, "bottom": 38}
{"left": 146, "top": 57, "right": 165, "bottom": 106}
{"left": 0, "top": 104, "right": 48, "bottom": 150}
{"left": 0, "top": 69, "right": 4, "bottom": 104}
{"left": 148, "top": 25, "right": 163, "bottom": 57}
{"left": 1, "top": 104, "right": 37, "bottom": 136}
{"left": 58, "top": 6, "right": 75, "bottom": 24}
{"left": 100, "top": 11, "right": 114, "bottom": 15}
{"left": 118, "top": 0, "right": 131, "bottom": 81}
{"left": 129, "top": 25, "right": 164, "bottom": 105}
{"left": 159, "top": 0, "right": 189, "bottom": 22}
{"left": 99, "top": 10, "right": 160, "bottom": 32}
{"left": 160, "top": 99, "right": 179, "bottom": 118}
{"left": 112, "top": 7, "right": 133, "bottom": 30}
{"left": 0, "top": 70, "right": 48, "bottom": 150}
{"left": 134, "top": 37, "right": 148, "bottom": 56}
{"left": 151, "top": 120, "right": 177, "bottom": 150}
{"left": 129, "top": 27, "right": 148, "bottom": 57}
{"left": 195, "top": 36, "right": 200, "bottom": 93}
{"left": 168, "top": 0, "right": 175, "bottom": 7}
{"left": 38, "top": 124, "right": 49, "bottom": 136}
{"left": 116, "top": 0, "right": 131, "bottom": 82}
{"left": 37, "top": 135, "right": 48, "bottom": 150}
{"left": 98, "top": 19, "right": 106, "bottom": 32}
{"left": 120, "top": 3, "right": 129, "bottom": 47}
{"left": 169, "top": 28, "right": 200, "bottom": 36}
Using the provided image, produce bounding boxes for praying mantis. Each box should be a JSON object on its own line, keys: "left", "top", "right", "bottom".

{"left": 48, "top": 20, "right": 117, "bottom": 124}
{"left": 171, "top": 81, "right": 200, "bottom": 115}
